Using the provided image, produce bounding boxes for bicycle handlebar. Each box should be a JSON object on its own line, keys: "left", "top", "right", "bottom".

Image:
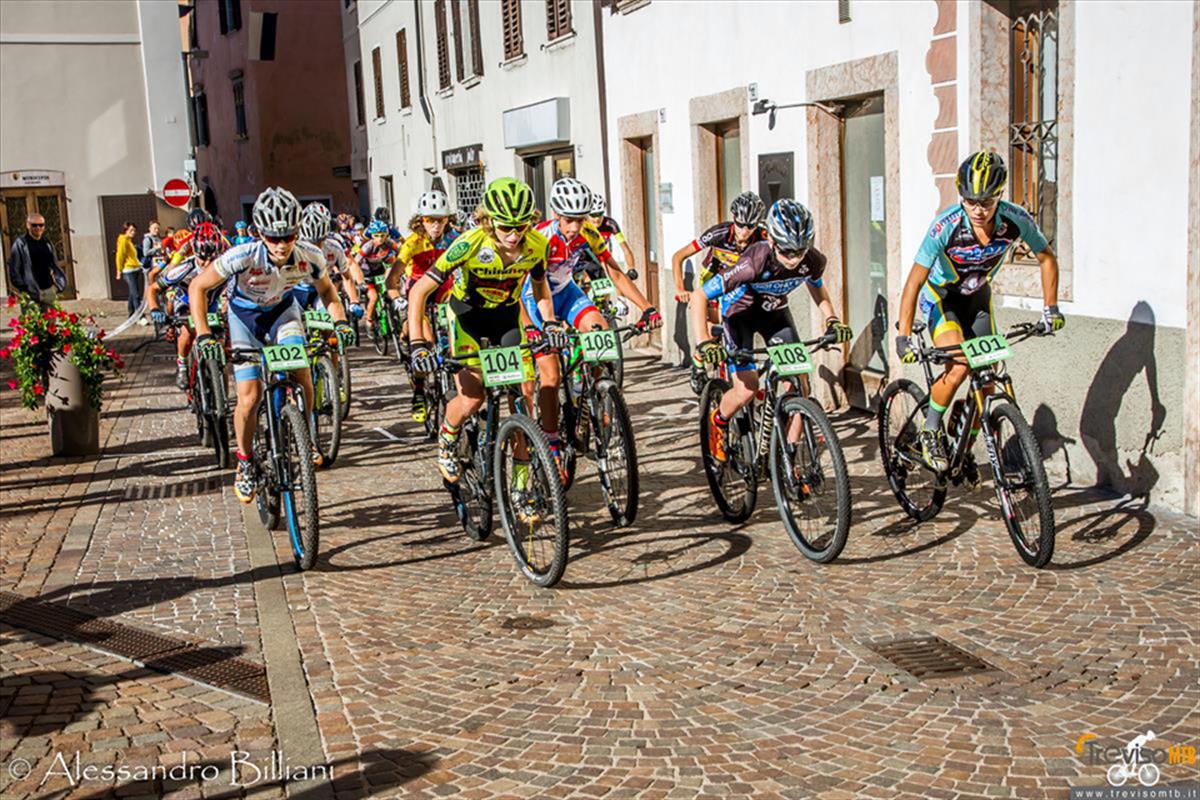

{"left": 917, "top": 322, "right": 1049, "bottom": 365}
{"left": 725, "top": 332, "right": 841, "bottom": 366}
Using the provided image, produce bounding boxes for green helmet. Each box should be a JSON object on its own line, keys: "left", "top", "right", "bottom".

{"left": 483, "top": 178, "right": 535, "bottom": 226}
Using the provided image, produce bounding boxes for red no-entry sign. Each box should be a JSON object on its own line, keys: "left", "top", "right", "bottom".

{"left": 163, "top": 178, "right": 192, "bottom": 208}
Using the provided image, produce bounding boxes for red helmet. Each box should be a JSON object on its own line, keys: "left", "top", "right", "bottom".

{"left": 193, "top": 222, "right": 224, "bottom": 259}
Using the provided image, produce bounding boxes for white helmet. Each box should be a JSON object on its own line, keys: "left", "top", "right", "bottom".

{"left": 299, "top": 202, "right": 331, "bottom": 243}
{"left": 589, "top": 192, "right": 607, "bottom": 217}
{"left": 549, "top": 177, "right": 591, "bottom": 216}
{"left": 252, "top": 187, "right": 301, "bottom": 237}
{"left": 416, "top": 190, "right": 450, "bottom": 218}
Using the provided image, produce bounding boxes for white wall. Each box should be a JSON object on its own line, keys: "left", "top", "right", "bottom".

{"left": 135, "top": 0, "right": 190, "bottom": 191}
{"left": 1069, "top": 0, "right": 1193, "bottom": 329}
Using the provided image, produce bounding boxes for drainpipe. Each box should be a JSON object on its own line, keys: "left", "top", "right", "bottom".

{"left": 413, "top": 0, "right": 438, "bottom": 188}
{"left": 592, "top": 1, "right": 611, "bottom": 203}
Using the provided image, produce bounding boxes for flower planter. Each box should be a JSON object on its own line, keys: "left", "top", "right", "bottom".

{"left": 46, "top": 354, "right": 99, "bottom": 456}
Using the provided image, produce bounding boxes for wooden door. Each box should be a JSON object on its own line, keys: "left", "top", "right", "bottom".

{"left": 98, "top": 194, "right": 157, "bottom": 300}
{"left": 1, "top": 188, "right": 77, "bottom": 299}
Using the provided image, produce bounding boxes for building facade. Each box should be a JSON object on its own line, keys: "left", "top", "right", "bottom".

{"left": 0, "top": 0, "right": 191, "bottom": 301}
{"left": 185, "top": 0, "right": 356, "bottom": 223}
{"left": 355, "top": 0, "right": 605, "bottom": 226}
{"left": 341, "top": 0, "right": 371, "bottom": 217}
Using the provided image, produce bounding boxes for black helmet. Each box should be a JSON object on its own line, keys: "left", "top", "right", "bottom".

{"left": 957, "top": 151, "right": 1007, "bottom": 201}
{"left": 730, "top": 191, "right": 766, "bottom": 227}
{"left": 373, "top": 206, "right": 391, "bottom": 224}
{"left": 187, "top": 207, "right": 212, "bottom": 231}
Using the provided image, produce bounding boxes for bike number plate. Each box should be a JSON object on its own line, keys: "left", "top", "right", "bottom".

{"left": 435, "top": 303, "right": 449, "bottom": 327}
{"left": 206, "top": 312, "right": 222, "bottom": 328}
{"left": 961, "top": 333, "right": 1012, "bottom": 369}
{"left": 580, "top": 330, "right": 621, "bottom": 363}
{"left": 304, "top": 310, "right": 335, "bottom": 330}
{"left": 767, "top": 342, "right": 814, "bottom": 376}
{"left": 589, "top": 277, "right": 616, "bottom": 297}
{"left": 262, "top": 343, "right": 309, "bottom": 373}
{"left": 372, "top": 275, "right": 388, "bottom": 289}
{"left": 479, "top": 346, "right": 529, "bottom": 388}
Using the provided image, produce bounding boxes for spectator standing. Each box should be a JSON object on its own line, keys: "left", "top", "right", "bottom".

{"left": 115, "top": 222, "right": 145, "bottom": 323}
{"left": 6, "top": 213, "right": 66, "bottom": 305}
{"left": 141, "top": 220, "right": 164, "bottom": 270}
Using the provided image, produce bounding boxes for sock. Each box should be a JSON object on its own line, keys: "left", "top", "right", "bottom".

{"left": 440, "top": 421, "right": 460, "bottom": 443}
{"left": 925, "top": 399, "right": 948, "bottom": 431}
{"left": 412, "top": 375, "right": 425, "bottom": 393}
{"left": 691, "top": 352, "right": 703, "bottom": 370}
{"left": 712, "top": 409, "right": 729, "bottom": 427}
{"left": 176, "top": 357, "right": 186, "bottom": 366}
{"left": 236, "top": 450, "right": 251, "bottom": 462}
{"left": 543, "top": 429, "right": 559, "bottom": 447}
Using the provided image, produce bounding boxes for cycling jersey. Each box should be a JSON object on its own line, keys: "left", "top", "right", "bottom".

{"left": 356, "top": 238, "right": 400, "bottom": 277}
{"left": 702, "top": 240, "right": 826, "bottom": 318}
{"left": 233, "top": 234, "right": 254, "bottom": 246}
{"left": 692, "top": 222, "right": 768, "bottom": 281}
{"left": 427, "top": 226, "right": 548, "bottom": 311}
{"left": 318, "top": 236, "right": 350, "bottom": 279}
{"left": 213, "top": 240, "right": 327, "bottom": 310}
{"left": 915, "top": 201, "right": 1048, "bottom": 295}
{"left": 594, "top": 216, "right": 627, "bottom": 246}
{"left": 400, "top": 229, "right": 459, "bottom": 282}
{"left": 156, "top": 256, "right": 220, "bottom": 314}
{"left": 535, "top": 218, "right": 608, "bottom": 294}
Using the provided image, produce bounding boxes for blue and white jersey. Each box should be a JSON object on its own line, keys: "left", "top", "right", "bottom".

{"left": 319, "top": 236, "right": 349, "bottom": 278}
{"left": 915, "top": 200, "right": 1048, "bottom": 295}
{"left": 214, "top": 240, "right": 327, "bottom": 309}
{"left": 702, "top": 240, "right": 826, "bottom": 318}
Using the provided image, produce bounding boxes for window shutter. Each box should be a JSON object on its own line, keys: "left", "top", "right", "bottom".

{"left": 547, "top": 0, "right": 572, "bottom": 40}
{"left": 451, "top": 0, "right": 465, "bottom": 82}
{"left": 502, "top": 0, "right": 523, "bottom": 61}
{"left": 353, "top": 60, "right": 366, "bottom": 126}
{"left": 229, "top": 0, "right": 242, "bottom": 32}
{"left": 435, "top": 0, "right": 451, "bottom": 90}
{"left": 468, "top": 0, "right": 484, "bottom": 76}
{"left": 371, "top": 46, "right": 385, "bottom": 119}
{"left": 396, "top": 29, "right": 411, "bottom": 108}
{"left": 838, "top": 0, "right": 850, "bottom": 24}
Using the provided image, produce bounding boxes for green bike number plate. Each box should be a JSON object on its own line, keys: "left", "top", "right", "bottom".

{"left": 589, "top": 277, "right": 616, "bottom": 297}
{"left": 961, "top": 333, "right": 1012, "bottom": 369}
{"left": 767, "top": 342, "right": 815, "bottom": 376}
{"left": 435, "top": 303, "right": 449, "bottom": 327}
{"left": 206, "top": 312, "right": 222, "bottom": 328}
{"left": 261, "top": 343, "right": 308, "bottom": 373}
{"left": 580, "top": 330, "right": 621, "bottom": 363}
{"left": 479, "top": 346, "right": 527, "bottom": 388}
{"left": 304, "top": 310, "right": 335, "bottom": 330}
{"left": 373, "top": 275, "right": 388, "bottom": 289}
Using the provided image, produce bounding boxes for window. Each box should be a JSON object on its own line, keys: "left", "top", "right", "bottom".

{"left": 708, "top": 119, "right": 742, "bottom": 216}
{"left": 501, "top": 0, "right": 523, "bottom": 61}
{"left": 522, "top": 149, "right": 575, "bottom": 217}
{"left": 546, "top": 0, "right": 572, "bottom": 40}
{"left": 232, "top": 76, "right": 247, "bottom": 139}
{"left": 468, "top": 0, "right": 484, "bottom": 77}
{"left": 434, "top": 0, "right": 451, "bottom": 90}
{"left": 371, "top": 46, "right": 385, "bottom": 119}
{"left": 451, "top": 0, "right": 465, "bottom": 82}
{"left": 218, "top": 0, "right": 242, "bottom": 34}
{"left": 1009, "top": 0, "right": 1058, "bottom": 250}
{"left": 193, "top": 92, "right": 210, "bottom": 147}
{"left": 353, "top": 60, "right": 366, "bottom": 126}
{"left": 379, "top": 176, "right": 395, "bottom": 218}
{"left": 395, "top": 30, "right": 411, "bottom": 109}
{"left": 452, "top": 168, "right": 485, "bottom": 219}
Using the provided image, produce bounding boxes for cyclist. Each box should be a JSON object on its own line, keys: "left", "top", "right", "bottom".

{"left": 407, "top": 178, "right": 560, "bottom": 483}
{"left": 586, "top": 192, "right": 637, "bottom": 272}
{"left": 689, "top": 199, "right": 852, "bottom": 462}
{"left": 146, "top": 222, "right": 227, "bottom": 390}
{"left": 373, "top": 206, "right": 404, "bottom": 241}
{"left": 170, "top": 208, "right": 232, "bottom": 267}
{"left": 672, "top": 191, "right": 768, "bottom": 392}
{"left": 189, "top": 187, "right": 354, "bottom": 502}
{"left": 298, "top": 202, "right": 363, "bottom": 318}
{"left": 388, "top": 189, "right": 459, "bottom": 423}
{"left": 896, "top": 151, "right": 1062, "bottom": 471}
{"left": 353, "top": 220, "right": 400, "bottom": 332}
{"left": 232, "top": 220, "right": 253, "bottom": 246}
{"left": 522, "top": 177, "right": 661, "bottom": 471}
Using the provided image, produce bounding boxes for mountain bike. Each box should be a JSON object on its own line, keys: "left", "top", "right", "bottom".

{"left": 362, "top": 275, "right": 404, "bottom": 358}
{"left": 555, "top": 324, "right": 644, "bottom": 526}
{"left": 230, "top": 345, "right": 320, "bottom": 571}
{"left": 877, "top": 321, "right": 1055, "bottom": 567}
{"left": 302, "top": 310, "right": 343, "bottom": 468}
{"left": 439, "top": 336, "right": 570, "bottom": 588}
{"left": 334, "top": 280, "right": 356, "bottom": 420}
{"left": 575, "top": 260, "right": 639, "bottom": 388}
{"left": 698, "top": 332, "right": 851, "bottom": 563}
{"left": 163, "top": 312, "right": 231, "bottom": 468}
{"left": 417, "top": 302, "right": 453, "bottom": 442}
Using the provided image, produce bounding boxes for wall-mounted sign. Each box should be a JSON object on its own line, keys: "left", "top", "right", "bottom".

{"left": 1, "top": 170, "right": 65, "bottom": 189}
{"left": 869, "top": 175, "right": 885, "bottom": 222}
{"left": 659, "top": 182, "right": 674, "bottom": 214}
{"left": 502, "top": 98, "right": 570, "bottom": 149}
{"left": 442, "top": 143, "right": 484, "bottom": 171}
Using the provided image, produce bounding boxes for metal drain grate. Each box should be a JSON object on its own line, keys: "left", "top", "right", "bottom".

{"left": 500, "top": 616, "right": 556, "bottom": 631}
{"left": 0, "top": 591, "right": 269, "bottom": 702}
{"left": 867, "top": 635, "right": 995, "bottom": 680}
{"left": 123, "top": 476, "right": 224, "bottom": 501}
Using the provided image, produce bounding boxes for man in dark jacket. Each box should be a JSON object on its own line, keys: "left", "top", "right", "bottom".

{"left": 7, "top": 213, "right": 67, "bottom": 304}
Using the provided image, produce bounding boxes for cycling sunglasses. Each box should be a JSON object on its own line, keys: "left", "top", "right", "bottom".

{"left": 262, "top": 233, "right": 297, "bottom": 244}
{"left": 495, "top": 222, "right": 531, "bottom": 235}
{"left": 421, "top": 216, "right": 449, "bottom": 225}
{"left": 774, "top": 244, "right": 808, "bottom": 260}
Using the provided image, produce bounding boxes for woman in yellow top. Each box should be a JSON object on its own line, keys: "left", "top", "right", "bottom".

{"left": 114, "top": 222, "right": 145, "bottom": 322}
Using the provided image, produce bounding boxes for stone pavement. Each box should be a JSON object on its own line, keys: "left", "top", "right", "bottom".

{"left": 2, "top": 300, "right": 1197, "bottom": 799}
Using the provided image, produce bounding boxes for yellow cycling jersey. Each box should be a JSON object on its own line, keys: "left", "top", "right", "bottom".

{"left": 427, "top": 226, "right": 548, "bottom": 310}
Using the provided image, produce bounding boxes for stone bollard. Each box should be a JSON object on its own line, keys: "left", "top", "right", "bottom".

{"left": 46, "top": 354, "right": 100, "bottom": 456}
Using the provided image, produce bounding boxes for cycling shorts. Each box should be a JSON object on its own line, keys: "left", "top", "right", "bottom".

{"left": 447, "top": 298, "right": 532, "bottom": 377}
{"left": 228, "top": 297, "right": 306, "bottom": 383}
{"left": 292, "top": 284, "right": 320, "bottom": 311}
{"left": 519, "top": 278, "right": 597, "bottom": 331}
{"left": 404, "top": 274, "right": 453, "bottom": 305}
{"left": 919, "top": 283, "right": 995, "bottom": 341}
{"left": 722, "top": 308, "right": 799, "bottom": 374}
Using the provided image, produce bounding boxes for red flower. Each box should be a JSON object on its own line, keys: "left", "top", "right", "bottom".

{"left": 62, "top": 344, "right": 72, "bottom": 355}
{"left": 33, "top": 384, "right": 44, "bottom": 396}
{"left": 68, "top": 313, "right": 78, "bottom": 323}
{"left": 7, "top": 318, "right": 16, "bottom": 328}
{"left": 0, "top": 348, "right": 8, "bottom": 359}
{"left": 94, "top": 344, "right": 105, "bottom": 356}
{"left": 6, "top": 295, "right": 15, "bottom": 308}
{"left": 47, "top": 323, "right": 57, "bottom": 335}
{"left": 115, "top": 358, "right": 125, "bottom": 369}
{"left": 6, "top": 379, "right": 16, "bottom": 390}
{"left": 29, "top": 335, "right": 39, "bottom": 346}
{"left": 97, "top": 330, "right": 106, "bottom": 340}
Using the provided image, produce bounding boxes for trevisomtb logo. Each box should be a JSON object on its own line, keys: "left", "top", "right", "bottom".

{"left": 1075, "top": 731, "right": 1196, "bottom": 787}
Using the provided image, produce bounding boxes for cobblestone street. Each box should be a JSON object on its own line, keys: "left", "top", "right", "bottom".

{"left": 2, "top": 306, "right": 1197, "bottom": 799}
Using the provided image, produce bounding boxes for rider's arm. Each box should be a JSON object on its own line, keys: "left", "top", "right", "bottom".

{"left": 530, "top": 272, "right": 556, "bottom": 324}
{"left": 384, "top": 257, "right": 405, "bottom": 299}
{"left": 144, "top": 265, "right": 164, "bottom": 310}
{"left": 1036, "top": 246, "right": 1059, "bottom": 308}
{"left": 187, "top": 264, "right": 227, "bottom": 338}
{"left": 897, "top": 264, "right": 930, "bottom": 337}
{"left": 405, "top": 274, "right": 439, "bottom": 336}
{"left": 335, "top": 249, "right": 361, "bottom": 304}
{"left": 671, "top": 241, "right": 701, "bottom": 299}
{"left": 806, "top": 282, "right": 839, "bottom": 326}
{"left": 601, "top": 251, "right": 651, "bottom": 311}
{"left": 314, "top": 276, "right": 348, "bottom": 323}
{"left": 617, "top": 238, "right": 637, "bottom": 274}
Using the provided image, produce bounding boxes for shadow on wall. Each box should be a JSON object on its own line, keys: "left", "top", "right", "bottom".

{"left": 1072, "top": 300, "right": 1167, "bottom": 502}
{"left": 672, "top": 259, "right": 696, "bottom": 368}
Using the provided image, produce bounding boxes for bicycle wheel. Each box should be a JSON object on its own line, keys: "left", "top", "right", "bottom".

{"left": 280, "top": 403, "right": 320, "bottom": 570}
{"left": 494, "top": 414, "right": 570, "bottom": 587}
{"left": 609, "top": 322, "right": 626, "bottom": 389}
{"left": 337, "top": 350, "right": 352, "bottom": 421}
{"left": 422, "top": 375, "right": 442, "bottom": 442}
{"left": 877, "top": 379, "right": 946, "bottom": 522}
{"left": 370, "top": 317, "right": 387, "bottom": 356}
{"left": 555, "top": 378, "right": 579, "bottom": 490}
{"left": 190, "top": 353, "right": 210, "bottom": 447}
{"left": 452, "top": 419, "right": 493, "bottom": 541}
{"left": 699, "top": 379, "right": 756, "bottom": 522}
{"left": 254, "top": 403, "right": 281, "bottom": 530}
{"left": 203, "top": 358, "right": 231, "bottom": 470}
{"left": 769, "top": 396, "right": 850, "bottom": 562}
{"left": 591, "top": 379, "right": 638, "bottom": 526}
{"left": 987, "top": 400, "right": 1054, "bottom": 567}
{"left": 310, "top": 355, "right": 343, "bottom": 467}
